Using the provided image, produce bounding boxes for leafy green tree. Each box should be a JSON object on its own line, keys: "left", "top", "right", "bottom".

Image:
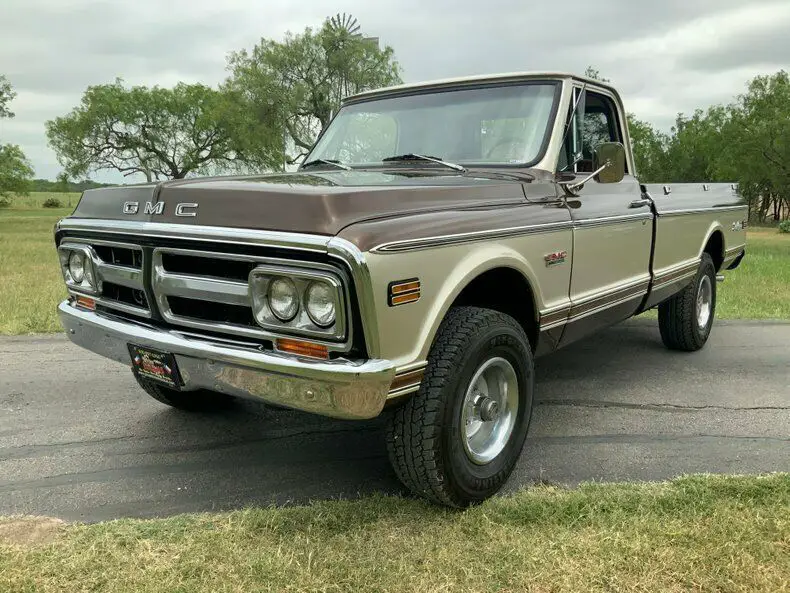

{"left": 0, "top": 75, "right": 34, "bottom": 199}
{"left": 626, "top": 115, "right": 669, "bottom": 183}
{"left": 715, "top": 71, "right": 790, "bottom": 221}
{"left": 46, "top": 80, "right": 281, "bottom": 181}
{"left": 55, "top": 171, "right": 70, "bottom": 192}
{"left": 226, "top": 15, "right": 401, "bottom": 163}
{"left": 1, "top": 75, "right": 16, "bottom": 119}
{"left": 0, "top": 144, "right": 34, "bottom": 198}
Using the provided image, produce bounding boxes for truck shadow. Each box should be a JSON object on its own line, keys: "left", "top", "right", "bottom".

{"left": 123, "top": 319, "right": 666, "bottom": 516}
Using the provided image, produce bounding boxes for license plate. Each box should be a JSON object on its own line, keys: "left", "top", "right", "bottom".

{"left": 128, "top": 344, "right": 181, "bottom": 389}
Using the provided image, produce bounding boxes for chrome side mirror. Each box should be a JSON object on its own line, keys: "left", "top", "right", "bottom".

{"left": 593, "top": 142, "right": 626, "bottom": 184}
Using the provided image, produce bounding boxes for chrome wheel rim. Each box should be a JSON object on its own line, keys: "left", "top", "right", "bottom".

{"left": 696, "top": 275, "right": 712, "bottom": 330}
{"left": 461, "top": 357, "right": 519, "bottom": 465}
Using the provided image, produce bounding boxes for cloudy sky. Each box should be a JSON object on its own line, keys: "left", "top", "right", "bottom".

{"left": 1, "top": 0, "right": 788, "bottom": 182}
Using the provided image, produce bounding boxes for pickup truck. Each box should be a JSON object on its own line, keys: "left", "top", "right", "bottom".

{"left": 55, "top": 72, "right": 747, "bottom": 507}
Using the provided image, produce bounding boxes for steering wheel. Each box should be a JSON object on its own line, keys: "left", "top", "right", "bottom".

{"left": 485, "top": 137, "right": 524, "bottom": 160}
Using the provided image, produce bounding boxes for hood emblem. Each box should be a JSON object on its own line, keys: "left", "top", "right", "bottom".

{"left": 121, "top": 202, "right": 198, "bottom": 217}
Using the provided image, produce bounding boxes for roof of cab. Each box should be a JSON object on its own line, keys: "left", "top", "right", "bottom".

{"left": 343, "top": 71, "right": 621, "bottom": 104}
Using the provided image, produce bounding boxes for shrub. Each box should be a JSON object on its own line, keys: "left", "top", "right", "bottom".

{"left": 779, "top": 220, "right": 790, "bottom": 234}
{"left": 42, "top": 197, "right": 63, "bottom": 208}
{"left": 0, "top": 195, "right": 12, "bottom": 208}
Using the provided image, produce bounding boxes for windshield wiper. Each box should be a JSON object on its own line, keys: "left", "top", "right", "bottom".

{"left": 301, "top": 158, "right": 352, "bottom": 171}
{"left": 382, "top": 153, "right": 466, "bottom": 172}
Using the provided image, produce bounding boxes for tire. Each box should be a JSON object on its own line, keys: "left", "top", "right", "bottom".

{"left": 658, "top": 253, "right": 717, "bottom": 352}
{"left": 385, "top": 306, "right": 534, "bottom": 507}
{"left": 134, "top": 374, "right": 233, "bottom": 412}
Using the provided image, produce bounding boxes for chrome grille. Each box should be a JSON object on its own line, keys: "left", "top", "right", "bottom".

{"left": 151, "top": 247, "right": 352, "bottom": 350}
{"left": 61, "top": 238, "right": 150, "bottom": 317}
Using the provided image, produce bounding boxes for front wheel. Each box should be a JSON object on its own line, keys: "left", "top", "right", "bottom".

{"left": 658, "top": 253, "right": 717, "bottom": 351}
{"left": 385, "top": 306, "right": 534, "bottom": 507}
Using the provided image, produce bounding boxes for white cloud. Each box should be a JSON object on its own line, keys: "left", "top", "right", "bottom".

{"left": 1, "top": 0, "right": 786, "bottom": 181}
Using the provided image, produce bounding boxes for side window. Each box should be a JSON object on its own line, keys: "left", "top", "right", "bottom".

{"left": 578, "top": 92, "right": 625, "bottom": 173}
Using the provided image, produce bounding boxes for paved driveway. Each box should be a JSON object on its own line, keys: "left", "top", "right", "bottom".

{"left": 1, "top": 319, "right": 787, "bottom": 521}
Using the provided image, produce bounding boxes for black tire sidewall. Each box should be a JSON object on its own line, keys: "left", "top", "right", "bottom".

{"left": 438, "top": 320, "right": 534, "bottom": 504}
{"left": 693, "top": 255, "right": 717, "bottom": 343}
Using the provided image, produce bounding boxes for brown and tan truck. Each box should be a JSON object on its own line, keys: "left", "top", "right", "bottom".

{"left": 55, "top": 72, "right": 747, "bottom": 507}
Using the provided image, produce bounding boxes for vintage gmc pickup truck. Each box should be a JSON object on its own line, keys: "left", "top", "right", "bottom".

{"left": 55, "top": 72, "right": 747, "bottom": 507}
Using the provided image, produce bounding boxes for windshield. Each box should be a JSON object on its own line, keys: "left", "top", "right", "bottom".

{"left": 306, "top": 82, "right": 559, "bottom": 168}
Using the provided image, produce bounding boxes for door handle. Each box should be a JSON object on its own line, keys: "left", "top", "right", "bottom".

{"left": 629, "top": 198, "right": 651, "bottom": 208}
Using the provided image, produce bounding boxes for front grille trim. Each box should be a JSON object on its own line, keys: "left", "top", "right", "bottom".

{"left": 151, "top": 247, "right": 354, "bottom": 352}
{"left": 62, "top": 238, "right": 150, "bottom": 318}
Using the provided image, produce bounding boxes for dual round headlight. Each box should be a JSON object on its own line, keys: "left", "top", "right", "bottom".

{"left": 268, "top": 278, "right": 299, "bottom": 321}
{"left": 68, "top": 251, "right": 85, "bottom": 283}
{"left": 266, "top": 277, "right": 336, "bottom": 327}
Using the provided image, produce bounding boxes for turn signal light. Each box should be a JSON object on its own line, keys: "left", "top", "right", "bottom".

{"left": 388, "top": 278, "right": 421, "bottom": 306}
{"left": 74, "top": 295, "right": 96, "bottom": 311}
{"left": 276, "top": 338, "right": 329, "bottom": 360}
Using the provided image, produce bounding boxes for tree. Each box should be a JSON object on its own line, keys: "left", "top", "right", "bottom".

{"left": 715, "top": 71, "right": 790, "bottom": 221}
{"left": 0, "top": 75, "right": 34, "bottom": 199}
{"left": 626, "top": 115, "right": 669, "bottom": 183}
{"left": 1, "top": 75, "right": 16, "bottom": 119}
{"left": 226, "top": 14, "right": 401, "bottom": 163}
{"left": 0, "top": 144, "right": 34, "bottom": 198}
{"left": 46, "top": 80, "right": 282, "bottom": 182}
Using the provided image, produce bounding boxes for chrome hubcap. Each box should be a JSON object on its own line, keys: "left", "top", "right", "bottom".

{"left": 696, "top": 275, "right": 712, "bottom": 330}
{"left": 461, "top": 357, "right": 519, "bottom": 465}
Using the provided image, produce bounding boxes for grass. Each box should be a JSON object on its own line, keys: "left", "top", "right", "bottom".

{"left": 0, "top": 193, "right": 77, "bottom": 334}
{"left": 717, "top": 228, "right": 790, "bottom": 319}
{"left": 1, "top": 474, "right": 787, "bottom": 592}
{"left": 0, "top": 193, "right": 789, "bottom": 334}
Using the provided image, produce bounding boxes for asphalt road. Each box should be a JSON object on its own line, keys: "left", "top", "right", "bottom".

{"left": 1, "top": 319, "right": 788, "bottom": 522}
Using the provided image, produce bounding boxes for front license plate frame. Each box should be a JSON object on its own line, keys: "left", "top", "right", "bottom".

{"left": 128, "top": 344, "right": 182, "bottom": 389}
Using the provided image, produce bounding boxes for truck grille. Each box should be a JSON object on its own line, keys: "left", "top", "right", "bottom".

{"left": 149, "top": 247, "right": 350, "bottom": 349}
{"left": 61, "top": 236, "right": 353, "bottom": 352}
{"left": 69, "top": 239, "right": 150, "bottom": 317}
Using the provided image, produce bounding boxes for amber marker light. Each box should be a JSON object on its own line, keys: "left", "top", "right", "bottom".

{"left": 276, "top": 338, "right": 330, "bottom": 360}
{"left": 388, "top": 278, "right": 421, "bottom": 306}
{"left": 74, "top": 295, "right": 96, "bottom": 311}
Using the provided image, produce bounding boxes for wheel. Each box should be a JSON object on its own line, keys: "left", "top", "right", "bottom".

{"left": 134, "top": 374, "right": 233, "bottom": 411}
{"left": 385, "top": 306, "right": 534, "bottom": 507}
{"left": 658, "top": 253, "right": 717, "bottom": 351}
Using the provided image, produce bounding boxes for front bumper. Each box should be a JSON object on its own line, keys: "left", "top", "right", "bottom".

{"left": 58, "top": 300, "right": 395, "bottom": 420}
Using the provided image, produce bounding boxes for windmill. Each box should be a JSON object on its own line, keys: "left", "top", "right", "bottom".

{"left": 327, "top": 13, "right": 379, "bottom": 48}
{"left": 328, "top": 13, "right": 361, "bottom": 37}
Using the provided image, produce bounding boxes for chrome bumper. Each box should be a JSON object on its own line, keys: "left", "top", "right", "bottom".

{"left": 58, "top": 300, "right": 395, "bottom": 420}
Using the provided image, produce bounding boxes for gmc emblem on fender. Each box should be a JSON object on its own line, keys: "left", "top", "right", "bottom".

{"left": 544, "top": 250, "right": 568, "bottom": 267}
{"left": 121, "top": 202, "right": 198, "bottom": 217}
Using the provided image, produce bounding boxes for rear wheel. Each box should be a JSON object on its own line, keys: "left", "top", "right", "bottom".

{"left": 134, "top": 374, "right": 233, "bottom": 412}
{"left": 385, "top": 306, "right": 534, "bottom": 507}
{"left": 658, "top": 253, "right": 717, "bottom": 351}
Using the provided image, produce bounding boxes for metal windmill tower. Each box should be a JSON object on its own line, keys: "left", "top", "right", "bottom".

{"left": 325, "top": 13, "right": 380, "bottom": 103}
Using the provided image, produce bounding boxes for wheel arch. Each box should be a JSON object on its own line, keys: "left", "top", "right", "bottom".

{"left": 700, "top": 224, "right": 725, "bottom": 271}
{"left": 414, "top": 250, "right": 542, "bottom": 361}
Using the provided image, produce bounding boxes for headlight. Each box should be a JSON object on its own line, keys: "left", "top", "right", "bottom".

{"left": 248, "top": 265, "right": 348, "bottom": 343}
{"left": 68, "top": 252, "right": 85, "bottom": 283}
{"left": 305, "top": 281, "right": 336, "bottom": 327}
{"left": 267, "top": 277, "right": 299, "bottom": 321}
{"left": 58, "top": 244, "right": 98, "bottom": 293}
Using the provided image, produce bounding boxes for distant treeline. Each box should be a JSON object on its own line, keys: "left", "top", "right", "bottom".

{"left": 31, "top": 178, "right": 116, "bottom": 193}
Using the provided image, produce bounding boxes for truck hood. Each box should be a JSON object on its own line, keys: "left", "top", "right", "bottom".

{"left": 69, "top": 170, "right": 537, "bottom": 236}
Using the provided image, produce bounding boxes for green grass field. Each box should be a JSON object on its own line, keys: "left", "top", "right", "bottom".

{"left": 0, "top": 193, "right": 76, "bottom": 334}
{"left": 1, "top": 193, "right": 788, "bottom": 334}
{"left": 1, "top": 474, "right": 787, "bottom": 592}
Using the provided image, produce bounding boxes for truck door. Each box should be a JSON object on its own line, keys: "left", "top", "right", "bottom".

{"left": 559, "top": 87, "right": 653, "bottom": 346}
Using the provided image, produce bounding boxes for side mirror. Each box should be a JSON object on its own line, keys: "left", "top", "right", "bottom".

{"left": 593, "top": 142, "right": 626, "bottom": 184}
